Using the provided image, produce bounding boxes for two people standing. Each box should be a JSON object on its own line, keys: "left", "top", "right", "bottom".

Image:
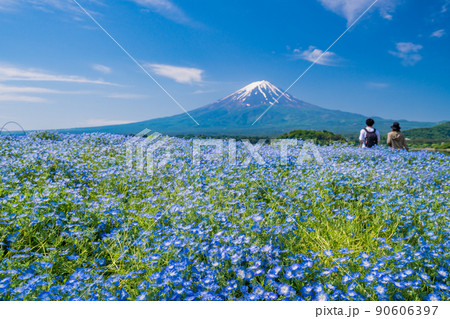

{"left": 359, "top": 118, "right": 409, "bottom": 150}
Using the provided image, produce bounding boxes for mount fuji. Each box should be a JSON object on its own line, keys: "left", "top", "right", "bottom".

{"left": 66, "top": 81, "right": 435, "bottom": 137}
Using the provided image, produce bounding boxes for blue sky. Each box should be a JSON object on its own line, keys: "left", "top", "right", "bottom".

{"left": 0, "top": 0, "right": 449, "bottom": 130}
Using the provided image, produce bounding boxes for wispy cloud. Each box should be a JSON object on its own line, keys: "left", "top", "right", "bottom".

{"left": 0, "top": 64, "right": 115, "bottom": 85}
{"left": 389, "top": 42, "right": 423, "bottom": 66}
{"left": 293, "top": 46, "right": 341, "bottom": 66}
{"left": 128, "top": 0, "right": 193, "bottom": 25}
{"left": 92, "top": 64, "right": 112, "bottom": 74}
{"left": 146, "top": 63, "right": 204, "bottom": 84}
{"left": 431, "top": 29, "right": 446, "bottom": 38}
{"left": 0, "top": 83, "right": 97, "bottom": 103}
{"left": 367, "top": 82, "right": 389, "bottom": 88}
{"left": 442, "top": 0, "right": 450, "bottom": 13}
{"left": 0, "top": 84, "right": 62, "bottom": 94}
{"left": 0, "top": 0, "right": 78, "bottom": 13}
{"left": 107, "top": 93, "right": 148, "bottom": 99}
{"left": 0, "top": 94, "right": 46, "bottom": 102}
{"left": 83, "top": 119, "right": 135, "bottom": 127}
{"left": 192, "top": 89, "right": 216, "bottom": 95}
{"left": 318, "top": 0, "right": 398, "bottom": 25}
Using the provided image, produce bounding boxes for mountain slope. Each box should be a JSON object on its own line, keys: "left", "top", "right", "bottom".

{"left": 404, "top": 121, "right": 450, "bottom": 145}
{"left": 63, "top": 81, "right": 437, "bottom": 137}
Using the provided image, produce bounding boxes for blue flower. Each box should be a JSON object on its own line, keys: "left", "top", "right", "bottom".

{"left": 136, "top": 292, "right": 148, "bottom": 301}
{"left": 301, "top": 285, "right": 314, "bottom": 296}
{"left": 253, "top": 285, "right": 265, "bottom": 296}
{"left": 419, "top": 272, "right": 431, "bottom": 281}
{"left": 426, "top": 293, "right": 441, "bottom": 301}
{"left": 278, "top": 283, "right": 294, "bottom": 297}
{"left": 263, "top": 292, "right": 278, "bottom": 300}
{"left": 374, "top": 285, "right": 387, "bottom": 299}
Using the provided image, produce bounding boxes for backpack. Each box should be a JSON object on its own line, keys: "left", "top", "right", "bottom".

{"left": 364, "top": 128, "right": 378, "bottom": 148}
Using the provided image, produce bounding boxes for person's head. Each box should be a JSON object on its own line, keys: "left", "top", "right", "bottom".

{"left": 366, "top": 118, "right": 375, "bottom": 127}
{"left": 391, "top": 122, "right": 401, "bottom": 132}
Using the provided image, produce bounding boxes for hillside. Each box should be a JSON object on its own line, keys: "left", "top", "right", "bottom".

{"left": 278, "top": 129, "right": 348, "bottom": 145}
{"left": 404, "top": 122, "right": 450, "bottom": 149}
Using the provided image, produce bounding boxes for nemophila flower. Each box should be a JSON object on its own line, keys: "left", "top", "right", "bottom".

{"left": 278, "top": 283, "right": 294, "bottom": 297}
{"left": 419, "top": 272, "right": 431, "bottom": 281}
{"left": 393, "top": 281, "right": 406, "bottom": 289}
{"left": 426, "top": 293, "right": 441, "bottom": 301}
{"left": 346, "top": 215, "right": 355, "bottom": 221}
{"left": 136, "top": 292, "right": 148, "bottom": 301}
{"left": 342, "top": 274, "right": 352, "bottom": 284}
{"left": 360, "top": 259, "right": 371, "bottom": 269}
{"left": 253, "top": 285, "right": 265, "bottom": 296}
{"left": 39, "top": 262, "right": 53, "bottom": 269}
{"left": 401, "top": 269, "right": 414, "bottom": 277}
{"left": 267, "top": 266, "right": 282, "bottom": 279}
{"left": 38, "top": 291, "right": 52, "bottom": 301}
{"left": 252, "top": 214, "right": 264, "bottom": 222}
{"left": 363, "top": 273, "right": 377, "bottom": 284}
{"left": 247, "top": 293, "right": 259, "bottom": 301}
{"left": 437, "top": 268, "right": 448, "bottom": 278}
{"left": 263, "top": 292, "right": 278, "bottom": 300}
{"left": 245, "top": 270, "right": 254, "bottom": 280}
{"left": 236, "top": 268, "right": 246, "bottom": 279}
{"left": 261, "top": 245, "right": 272, "bottom": 253}
{"left": 325, "top": 283, "right": 335, "bottom": 291}
{"left": 315, "top": 292, "right": 329, "bottom": 301}
{"left": 338, "top": 247, "right": 352, "bottom": 254}
{"left": 323, "top": 250, "right": 334, "bottom": 257}
{"left": 374, "top": 285, "right": 387, "bottom": 298}
{"left": 301, "top": 285, "right": 314, "bottom": 296}
{"left": 283, "top": 269, "right": 294, "bottom": 279}
{"left": 254, "top": 268, "right": 264, "bottom": 276}
{"left": 289, "top": 263, "right": 301, "bottom": 271}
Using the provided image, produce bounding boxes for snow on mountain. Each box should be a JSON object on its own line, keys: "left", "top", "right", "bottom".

{"left": 220, "top": 80, "right": 296, "bottom": 106}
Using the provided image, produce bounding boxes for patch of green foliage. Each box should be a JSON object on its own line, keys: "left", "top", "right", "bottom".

{"left": 404, "top": 122, "right": 450, "bottom": 148}
{"left": 278, "top": 129, "right": 348, "bottom": 145}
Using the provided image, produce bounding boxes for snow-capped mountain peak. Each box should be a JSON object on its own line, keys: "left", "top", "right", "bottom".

{"left": 222, "top": 80, "right": 295, "bottom": 106}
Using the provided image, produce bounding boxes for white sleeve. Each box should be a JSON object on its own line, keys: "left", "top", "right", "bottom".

{"left": 376, "top": 130, "right": 381, "bottom": 142}
{"left": 359, "top": 129, "right": 365, "bottom": 141}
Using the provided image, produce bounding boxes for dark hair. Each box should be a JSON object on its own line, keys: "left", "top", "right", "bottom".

{"left": 366, "top": 118, "right": 375, "bottom": 127}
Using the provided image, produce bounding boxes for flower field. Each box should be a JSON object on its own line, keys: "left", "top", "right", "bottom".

{"left": 0, "top": 133, "right": 449, "bottom": 301}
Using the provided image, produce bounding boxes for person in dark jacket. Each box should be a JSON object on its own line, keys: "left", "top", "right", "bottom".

{"left": 387, "top": 122, "right": 409, "bottom": 151}
{"left": 359, "top": 118, "right": 380, "bottom": 148}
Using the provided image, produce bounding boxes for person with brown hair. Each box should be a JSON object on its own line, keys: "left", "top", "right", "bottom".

{"left": 387, "top": 122, "right": 409, "bottom": 151}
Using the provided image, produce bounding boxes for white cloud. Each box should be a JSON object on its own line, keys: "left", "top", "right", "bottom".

{"left": 107, "top": 93, "right": 148, "bottom": 99}
{"left": 442, "top": 0, "right": 450, "bottom": 13}
{"left": 0, "top": 1, "right": 196, "bottom": 26}
{"left": 92, "top": 64, "right": 112, "bottom": 74}
{"left": 0, "top": 84, "right": 61, "bottom": 94}
{"left": 146, "top": 63, "right": 204, "bottom": 84}
{"left": 367, "top": 82, "right": 389, "bottom": 88}
{"left": 389, "top": 42, "right": 423, "bottom": 66}
{"left": 0, "top": 84, "right": 82, "bottom": 103}
{"left": 318, "top": 0, "right": 398, "bottom": 25}
{"left": 83, "top": 119, "right": 135, "bottom": 127}
{"left": 431, "top": 29, "right": 446, "bottom": 38}
{"left": 128, "top": 0, "right": 192, "bottom": 25}
{"left": 293, "top": 46, "right": 340, "bottom": 66}
{"left": 0, "top": 94, "right": 46, "bottom": 102}
{"left": 0, "top": 64, "right": 115, "bottom": 85}
{"left": 0, "top": 0, "right": 78, "bottom": 13}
